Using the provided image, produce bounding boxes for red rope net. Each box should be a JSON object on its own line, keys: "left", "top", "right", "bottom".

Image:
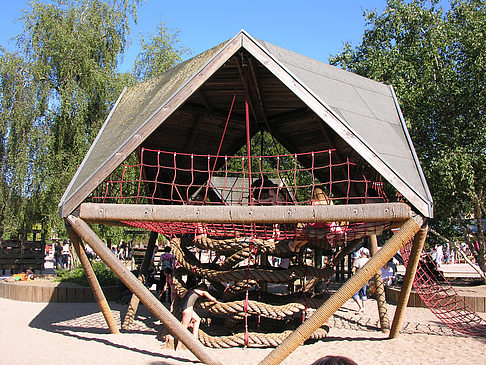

{"left": 401, "top": 241, "right": 486, "bottom": 336}
{"left": 88, "top": 148, "right": 397, "bottom": 241}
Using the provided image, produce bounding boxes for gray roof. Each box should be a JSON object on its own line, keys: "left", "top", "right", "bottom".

{"left": 59, "top": 30, "right": 433, "bottom": 218}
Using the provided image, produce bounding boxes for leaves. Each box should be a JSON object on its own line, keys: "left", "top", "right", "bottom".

{"left": 133, "top": 21, "right": 189, "bottom": 81}
{"left": 331, "top": 0, "right": 486, "bottom": 275}
{"left": 0, "top": 0, "right": 184, "bottom": 241}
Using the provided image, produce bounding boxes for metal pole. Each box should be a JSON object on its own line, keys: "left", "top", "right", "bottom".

{"left": 389, "top": 225, "right": 428, "bottom": 338}
{"left": 259, "top": 216, "right": 423, "bottom": 365}
{"left": 122, "top": 231, "right": 158, "bottom": 329}
{"left": 66, "top": 215, "right": 222, "bottom": 365}
{"left": 369, "top": 234, "right": 390, "bottom": 333}
{"left": 66, "top": 225, "right": 119, "bottom": 334}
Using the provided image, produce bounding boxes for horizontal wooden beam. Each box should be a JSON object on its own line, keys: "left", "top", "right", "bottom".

{"left": 78, "top": 202, "right": 412, "bottom": 224}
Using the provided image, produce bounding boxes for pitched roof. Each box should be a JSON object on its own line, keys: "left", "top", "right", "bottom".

{"left": 59, "top": 30, "right": 433, "bottom": 218}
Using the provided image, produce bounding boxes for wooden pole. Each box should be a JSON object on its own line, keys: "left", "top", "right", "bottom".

{"left": 66, "top": 215, "right": 222, "bottom": 365}
{"left": 79, "top": 202, "right": 411, "bottom": 224}
{"left": 66, "top": 225, "right": 120, "bottom": 334}
{"left": 122, "top": 231, "right": 158, "bottom": 329}
{"left": 389, "top": 225, "right": 428, "bottom": 338}
{"left": 259, "top": 216, "right": 423, "bottom": 365}
{"left": 369, "top": 234, "right": 390, "bottom": 333}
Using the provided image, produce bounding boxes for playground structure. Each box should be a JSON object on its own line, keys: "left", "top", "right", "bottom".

{"left": 60, "top": 30, "right": 437, "bottom": 364}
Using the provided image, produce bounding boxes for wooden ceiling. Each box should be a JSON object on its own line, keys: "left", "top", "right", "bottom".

{"left": 140, "top": 50, "right": 380, "bottom": 202}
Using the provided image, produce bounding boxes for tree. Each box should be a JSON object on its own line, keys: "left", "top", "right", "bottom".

{"left": 330, "top": 0, "right": 486, "bottom": 280}
{"left": 133, "top": 22, "right": 189, "bottom": 81}
{"left": 0, "top": 0, "right": 142, "bottom": 239}
{"left": 0, "top": 0, "right": 189, "bottom": 243}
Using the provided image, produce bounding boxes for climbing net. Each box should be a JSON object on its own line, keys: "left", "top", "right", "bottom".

{"left": 89, "top": 147, "right": 396, "bottom": 242}
{"left": 88, "top": 149, "right": 405, "bottom": 346}
{"left": 401, "top": 241, "right": 486, "bottom": 337}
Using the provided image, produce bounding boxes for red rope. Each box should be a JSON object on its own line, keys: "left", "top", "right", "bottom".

{"left": 204, "top": 93, "right": 237, "bottom": 203}
{"left": 244, "top": 80, "right": 252, "bottom": 205}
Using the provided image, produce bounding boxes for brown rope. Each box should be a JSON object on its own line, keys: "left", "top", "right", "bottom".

{"left": 197, "top": 327, "right": 329, "bottom": 348}
{"left": 171, "top": 237, "right": 334, "bottom": 284}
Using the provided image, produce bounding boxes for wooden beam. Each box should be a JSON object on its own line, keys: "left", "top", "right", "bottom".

{"left": 66, "top": 215, "right": 222, "bottom": 365}
{"left": 389, "top": 224, "right": 428, "bottom": 338}
{"left": 259, "top": 215, "right": 424, "bottom": 365}
{"left": 67, "top": 226, "right": 120, "bottom": 334}
{"left": 369, "top": 234, "right": 390, "bottom": 333}
{"left": 78, "top": 202, "right": 411, "bottom": 223}
{"left": 122, "top": 231, "right": 158, "bottom": 329}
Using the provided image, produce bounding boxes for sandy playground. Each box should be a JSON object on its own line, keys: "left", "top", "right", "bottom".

{"left": 1, "top": 293, "right": 485, "bottom": 365}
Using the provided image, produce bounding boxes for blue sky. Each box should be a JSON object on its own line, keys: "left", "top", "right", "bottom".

{"left": 0, "top": 0, "right": 449, "bottom": 72}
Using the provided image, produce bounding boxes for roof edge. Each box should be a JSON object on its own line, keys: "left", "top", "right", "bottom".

{"left": 389, "top": 84, "right": 434, "bottom": 218}
{"left": 240, "top": 32, "right": 432, "bottom": 217}
{"left": 59, "top": 86, "right": 127, "bottom": 214}
{"left": 59, "top": 34, "right": 246, "bottom": 218}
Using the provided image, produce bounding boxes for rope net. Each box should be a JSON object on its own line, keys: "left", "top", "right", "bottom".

{"left": 88, "top": 147, "right": 397, "bottom": 242}
{"left": 401, "top": 241, "right": 486, "bottom": 337}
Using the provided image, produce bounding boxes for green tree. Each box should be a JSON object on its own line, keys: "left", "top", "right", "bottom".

{"left": 0, "top": 0, "right": 142, "bottom": 239}
{"left": 133, "top": 21, "right": 188, "bottom": 81}
{"left": 330, "top": 0, "right": 486, "bottom": 280}
{"left": 0, "top": 0, "right": 189, "bottom": 245}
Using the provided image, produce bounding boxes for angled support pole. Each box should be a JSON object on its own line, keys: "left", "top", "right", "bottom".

{"left": 65, "top": 215, "right": 222, "bottom": 365}
{"left": 369, "top": 234, "right": 390, "bottom": 333}
{"left": 259, "top": 215, "right": 423, "bottom": 365}
{"left": 389, "top": 223, "right": 428, "bottom": 338}
{"left": 122, "top": 231, "right": 158, "bottom": 329}
{"left": 66, "top": 225, "right": 119, "bottom": 334}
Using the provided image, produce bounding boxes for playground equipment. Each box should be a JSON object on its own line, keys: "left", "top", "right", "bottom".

{"left": 60, "top": 31, "right": 434, "bottom": 364}
{"left": 401, "top": 241, "right": 486, "bottom": 337}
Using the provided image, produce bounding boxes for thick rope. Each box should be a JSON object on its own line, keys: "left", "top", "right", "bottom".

{"left": 197, "top": 327, "right": 329, "bottom": 348}
{"left": 200, "top": 300, "right": 305, "bottom": 319}
{"left": 172, "top": 237, "right": 334, "bottom": 284}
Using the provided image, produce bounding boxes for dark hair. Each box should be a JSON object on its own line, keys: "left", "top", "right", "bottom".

{"left": 194, "top": 282, "right": 208, "bottom": 291}
{"left": 186, "top": 274, "right": 201, "bottom": 289}
{"left": 164, "top": 246, "right": 171, "bottom": 253}
{"left": 311, "top": 356, "right": 357, "bottom": 365}
{"left": 251, "top": 175, "right": 277, "bottom": 201}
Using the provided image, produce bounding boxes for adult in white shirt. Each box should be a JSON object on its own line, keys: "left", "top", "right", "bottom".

{"left": 352, "top": 248, "right": 370, "bottom": 313}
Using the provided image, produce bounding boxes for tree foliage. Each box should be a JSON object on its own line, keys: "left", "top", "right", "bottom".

{"left": 0, "top": 0, "right": 185, "bottom": 243}
{"left": 133, "top": 22, "right": 189, "bottom": 81}
{"left": 330, "top": 0, "right": 486, "bottom": 278}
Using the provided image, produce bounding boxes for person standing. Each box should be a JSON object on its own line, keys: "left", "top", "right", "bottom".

{"left": 352, "top": 248, "right": 370, "bottom": 313}
{"left": 54, "top": 241, "right": 63, "bottom": 269}
{"left": 435, "top": 244, "right": 444, "bottom": 267}
{"left": 61, "top": 240, "right": 71, "bottom": 269}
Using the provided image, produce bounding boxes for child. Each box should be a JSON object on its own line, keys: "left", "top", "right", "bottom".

{"left": 180, "top": 282, "right": 218, "bottom": 339}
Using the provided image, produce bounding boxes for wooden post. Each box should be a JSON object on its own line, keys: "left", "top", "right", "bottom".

{"left": 369, "top": 234, "right": 390, "bottom": 333}
{"left": 66, "top": 215, "right": 222, "bottom": 365}
{"left": 66, "top": 225, "right": 119, "bottom": 334}
{"left": 389, "top": 224, "right": 428, "bottom": 338}
{"left": 259, "top": 216, "right": 423, "bottom": 365}
{"left": 122, "top": 231, "right": 158, "bottom": 329}
{"left": 314, "top": 249, "right": 323, "bottom": 293}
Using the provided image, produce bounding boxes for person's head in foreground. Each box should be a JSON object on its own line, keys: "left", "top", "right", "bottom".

{"left": 311, "top": 355, "right": 358, "bottom": 365}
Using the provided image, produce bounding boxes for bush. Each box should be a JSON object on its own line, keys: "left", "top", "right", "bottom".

{"left": 56, "top": 261, "right": 119, "bottom": 287}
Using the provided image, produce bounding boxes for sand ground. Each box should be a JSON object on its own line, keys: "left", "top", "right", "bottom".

{"left": 1, "top": 294, "right": 485, "bottom": 365}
